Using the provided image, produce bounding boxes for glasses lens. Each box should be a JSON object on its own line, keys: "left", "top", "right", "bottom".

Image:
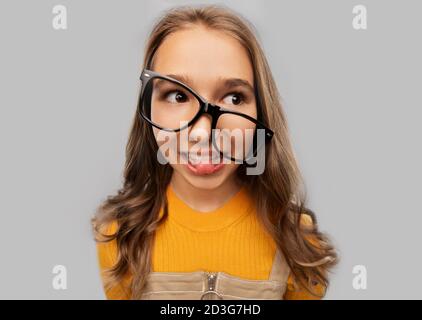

{"left": 214, "top": 113, "right": 266, "bottom": 162}
{"left": 142, "top": 78, "right": 200, "bottom": 130}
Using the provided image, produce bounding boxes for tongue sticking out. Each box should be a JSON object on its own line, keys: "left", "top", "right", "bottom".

{"left": 186, "top": 155, "right": 225, "bottom": 175}
{"left": 190, "top": 163, "right": 221, "bottom": 175}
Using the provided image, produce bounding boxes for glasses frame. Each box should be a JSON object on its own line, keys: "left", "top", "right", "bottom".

{"left": 138, "top": 69, "right": 274, "bottom": 163}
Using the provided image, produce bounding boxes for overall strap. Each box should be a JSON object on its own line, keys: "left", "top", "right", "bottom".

{"left": 269, "top": 248, "right": 291, "bottom": 283}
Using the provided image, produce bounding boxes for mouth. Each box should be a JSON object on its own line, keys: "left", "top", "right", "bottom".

{"left": 179, "top": 150, "right": 225, "bottom": 175}
{"left": 180, "top": 150, "right": 222, "bottom": 163}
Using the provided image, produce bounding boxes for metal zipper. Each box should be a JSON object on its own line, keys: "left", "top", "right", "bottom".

{"left": 201, "top": 272, "right": 221, "bottom": 300}
{"left": 206, "top": 272, "right": 217, "bottom": 291}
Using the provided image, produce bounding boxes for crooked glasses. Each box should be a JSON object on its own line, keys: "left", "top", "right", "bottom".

{"left": 138, "top": 69, "right": 274, "bottom": 163}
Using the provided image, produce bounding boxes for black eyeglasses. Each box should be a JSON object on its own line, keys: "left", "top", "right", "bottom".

{"left": 138, "top": 69, "right": 274, "bottom": 163}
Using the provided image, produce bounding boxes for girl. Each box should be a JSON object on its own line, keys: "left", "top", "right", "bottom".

{"left": 92, "top": 5, "right": 338, "bottom": 300}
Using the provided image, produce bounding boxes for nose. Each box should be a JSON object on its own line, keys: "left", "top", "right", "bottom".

{"left": 189, "top": 113, "right": 213, "bottom": 147}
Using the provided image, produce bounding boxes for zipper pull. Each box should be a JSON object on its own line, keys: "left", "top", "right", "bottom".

{"left": 207, "top": 272, "right": 217, "bottom": 291}
{"left": 201, "top": 272, "right": 222, "bottom": 300}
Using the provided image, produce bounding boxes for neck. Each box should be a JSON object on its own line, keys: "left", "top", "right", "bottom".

{"left": 169, "top": 172, "right": 242, "bottom": 213}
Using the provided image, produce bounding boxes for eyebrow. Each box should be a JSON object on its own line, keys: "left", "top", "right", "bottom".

{"left": 166, "top": 73, "right": 255, "bottom": 94}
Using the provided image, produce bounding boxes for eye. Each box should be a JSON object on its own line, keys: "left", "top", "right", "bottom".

{"left": 222, "top": 92, "right": 245, "bottom": 106}
{"left": 165, "top": 91, "right": 188, "bottom": 103}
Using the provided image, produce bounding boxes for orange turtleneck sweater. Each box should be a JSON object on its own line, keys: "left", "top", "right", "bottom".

{"left": 96, "top": 184, "right": 325, "bottom": 299}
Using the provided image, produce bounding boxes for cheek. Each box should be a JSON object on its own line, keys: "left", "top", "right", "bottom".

{"left": 153, "top": 128, "right": 180, "bottom": 163}
{"left": 223, "top": 163, "right": 240, "bottom": 175}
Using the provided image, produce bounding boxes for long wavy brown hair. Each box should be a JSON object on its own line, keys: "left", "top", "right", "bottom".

{"left": 92, "top": 4, "right": 338, "bottom": 300}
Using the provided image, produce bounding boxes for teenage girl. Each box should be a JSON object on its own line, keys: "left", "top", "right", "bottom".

{"left": 92, "top": 5, "right": 337, "bottom": 300}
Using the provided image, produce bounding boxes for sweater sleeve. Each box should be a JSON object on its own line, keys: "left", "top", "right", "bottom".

{"left": 96, "top": 221, "right": 132, "bottom": 300}
{"left": 283, "top": 274, "right": 325, "bottom": 300}
{"left": 283, "top": 213, "right": 327, "bottom": 300}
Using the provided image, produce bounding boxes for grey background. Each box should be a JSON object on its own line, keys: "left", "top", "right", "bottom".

{"left": 0, "top": 0, "right": 421, "bottom": 299}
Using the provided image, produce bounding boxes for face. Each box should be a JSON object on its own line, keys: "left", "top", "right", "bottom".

{"left": 151, "top": 25, "right": 257, "bottom": 190}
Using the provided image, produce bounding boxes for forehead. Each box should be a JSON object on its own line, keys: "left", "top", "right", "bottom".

{"left": 151, "top": 25, "right": 254, "bottom": 86}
